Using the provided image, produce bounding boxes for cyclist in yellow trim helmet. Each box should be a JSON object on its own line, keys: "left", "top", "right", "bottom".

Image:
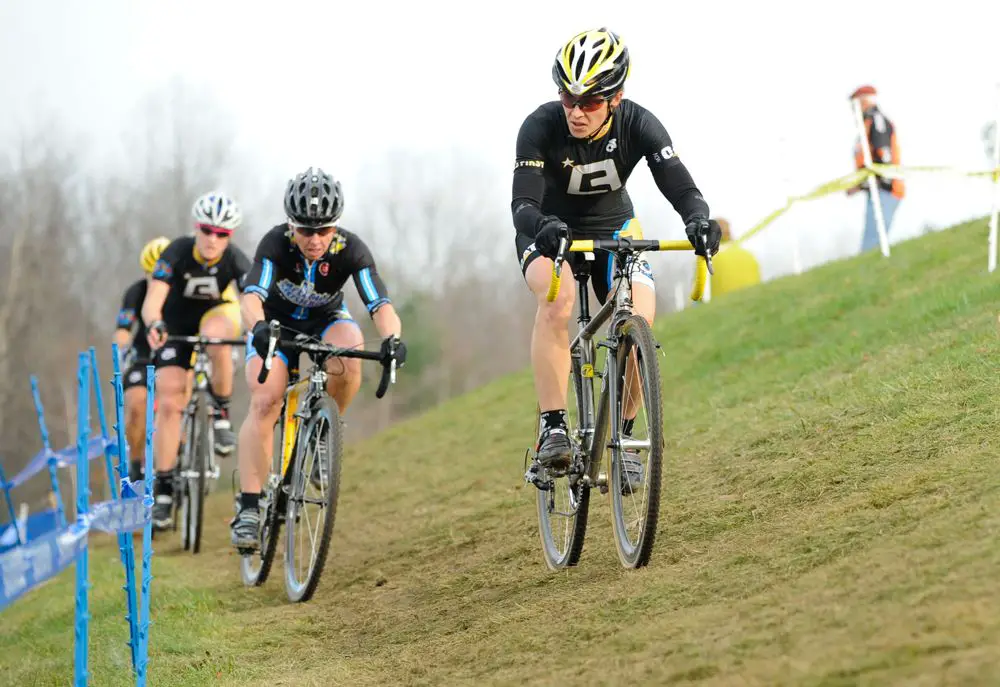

{"left": 140, "top": 236, "right": 171, "bottom": 273}
{"left": 512, "top": 27, "right": 721, "bottom": 468}
{"left": 113, "top": 236, "right": 170, "bottom": 481}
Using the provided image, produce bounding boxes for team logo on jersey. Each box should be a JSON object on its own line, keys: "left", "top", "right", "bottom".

{"left": 606, "top": 138, "right": 617, "bottom": 153}
{"left": 276, "top": 279, "right": 337, "bottom": 309}
{"left": 562, "top": 157, "right": 575, "bottom": 168}
{"left": 567, "top": 160, "right": 622, "bottom": 195}
{"left": 515, "top": 160, "right": 544, "bottom": 170}
{"left": 182, "top": 276, "right": 221, "bottom": 300}
{"left": 319, "top": 262, "right": 330, "bottom": 276}
{"left": 117, "top": 309, "right": 136, "bottom": 327}
{"left": 328, "top": 233, "right": 347, "bottom": 255}
{"left": 128, "top": 371, "right": 142, "bottom": 383}
{"left": 652, "top": 145, "right": 677, "bottom": 163}
{"left": 152, "top": 260, "right": 172, "bottom": 279}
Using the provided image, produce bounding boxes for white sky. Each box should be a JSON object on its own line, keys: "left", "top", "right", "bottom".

{"left": 2, "top": 0, "right": 999, "bottom": 277}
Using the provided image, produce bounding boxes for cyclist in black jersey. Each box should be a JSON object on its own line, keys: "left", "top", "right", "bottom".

{"left": 113, "top": 236, "right": 169, "bottom": 482}
{"left": 229, "top": 167, "right": 407, "bottom": 550}
{"left": 512, "top": 27, "right": 722, "bottom": 468}
{"left": 141, "top": 191, "right": 251, "bottom": 530}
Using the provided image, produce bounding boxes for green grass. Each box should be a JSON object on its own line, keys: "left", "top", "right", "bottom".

{"left": 3, "top": 218, "right": 1000, "bottom": 685}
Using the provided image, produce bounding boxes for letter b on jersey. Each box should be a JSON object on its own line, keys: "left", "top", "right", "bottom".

{"left": 567, "top": 160, "right": 622, "bottom": 195}
{"left": 183, "top": 276, "right": 221, "bottom": 300}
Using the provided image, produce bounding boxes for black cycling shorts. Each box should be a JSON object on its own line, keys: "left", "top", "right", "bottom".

{"left": 514, "top": 218, "right": 655, "bottom": 305}
{"left": 123, "top": 361, "right": 153, "bottom": 390}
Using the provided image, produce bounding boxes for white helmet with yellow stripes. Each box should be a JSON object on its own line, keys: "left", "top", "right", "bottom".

{"left": 551, "top": 27, "right": 630, "bottom": 97}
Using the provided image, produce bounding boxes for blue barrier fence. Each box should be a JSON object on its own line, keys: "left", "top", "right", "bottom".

{"left": 0, "top": 344, "right": 156, "bottom": 685}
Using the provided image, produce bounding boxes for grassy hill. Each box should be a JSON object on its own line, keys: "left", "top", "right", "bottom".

{"left": 3, "top": 218, "right": 999, "bottom": 686}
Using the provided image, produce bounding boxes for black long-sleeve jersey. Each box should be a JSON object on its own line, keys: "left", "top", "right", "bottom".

{"left": 511, "top": 99, "right": 709, "bottom": 236}
{"left": 151, "top": 236, "right": 252, "bottom": 325}
{"left": 115, "top": 278, "right": 151, "bottom": 360}
{"left": 242, "top": 224, "right": 391, "bottom": 327}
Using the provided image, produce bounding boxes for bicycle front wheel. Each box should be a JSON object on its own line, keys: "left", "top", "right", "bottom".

{"left": 609, "top": 315, "right": 664, "bottom": 569}
{"left": 284, "top": 396, "right": 342, "bottom": 603}
{"left": 536, "top": 354, "right": 592, "bottom": 570}
{"left": 183, "top": 394, "right": 211, "bottom": 555}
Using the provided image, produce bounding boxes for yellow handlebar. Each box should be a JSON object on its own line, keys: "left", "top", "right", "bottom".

{"left": 546, "top": 239, "right": 707, "bottom": 303}
{"left": 691, "top": 256, "right": 708, "bottom": 302}
{"left": 545, "top": 269, "right": 562, "bottom": 303}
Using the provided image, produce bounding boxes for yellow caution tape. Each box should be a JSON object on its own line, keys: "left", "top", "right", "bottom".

{"left": 735, "top": 164, "right": 1000, "bottom": 245}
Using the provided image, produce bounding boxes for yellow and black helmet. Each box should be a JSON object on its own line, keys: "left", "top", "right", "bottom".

{"left": 552, "top": 27, "right": 630, "bottom": 97}
{"left": 140, "top": 236, "right": 170, "bottom": 273}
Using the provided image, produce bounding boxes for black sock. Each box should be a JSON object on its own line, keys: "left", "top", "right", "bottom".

{"left": 154, "top": 471, "right": 173, "bottom": 497}
{"left": 541, "top": 409, "right": 567, "bottom": 432}
{"left": 622, "top": 418, "right": 635, "bottom": 436}
{"left": 212, "top": 393, "right": 231, "bottom": 417}
{"left": 241, "top": 492, "right": 260, "bottom": 511}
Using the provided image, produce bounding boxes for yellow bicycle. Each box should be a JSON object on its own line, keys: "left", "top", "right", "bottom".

{"left": 526, "top": 233, "right": 710, "bottom": 569}
{"left": 237, "top": 321, "right": 398, "bottom": 602}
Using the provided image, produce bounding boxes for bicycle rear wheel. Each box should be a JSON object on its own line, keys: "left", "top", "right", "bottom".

{"left": 284, "top": 396, "right": 342, "bottom": 602}
{"left": 609, "top": 315, "right": 664, "bottom": 569}
{"left": 535, "top": 354, "right": 592, "bottom": 570}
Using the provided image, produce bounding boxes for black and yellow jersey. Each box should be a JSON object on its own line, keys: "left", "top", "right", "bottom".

{"left": 511, "top": 99, "right": 710, "bottom": 236}
{"left": 151, "top": 236, "right": 252, "bottom": 323}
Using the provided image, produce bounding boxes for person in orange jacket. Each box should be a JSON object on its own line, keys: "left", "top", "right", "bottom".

{"left": 847, "top": 85, "right": 905, "bottom": 253}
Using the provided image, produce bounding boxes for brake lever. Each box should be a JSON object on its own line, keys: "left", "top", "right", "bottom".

{"left": 256, "top": 319, "right": 281, "bottom": 384}
{"left": 698, "top": 232, "right": 715, "bottom": 276}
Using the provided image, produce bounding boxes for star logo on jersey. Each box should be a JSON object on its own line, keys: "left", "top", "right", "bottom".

{"left": 562, "top": 157, "right": 575, "bottom": 168}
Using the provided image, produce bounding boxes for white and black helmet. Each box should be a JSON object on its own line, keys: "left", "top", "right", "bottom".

{"left": 284, "top": 167, "right": 344, "bottom": 227}
{"left": 191, "top": 191, "right": 243, "bottom": 231}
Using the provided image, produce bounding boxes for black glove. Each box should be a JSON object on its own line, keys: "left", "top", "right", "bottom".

{"left": 685, "top": 218, "right": 722, "bottom": 257}
{"left": 250, "top": 321, "right": 272, "bottom": 359}
{"left": 534, "top": 217, "right": 571, "bottom": 260}
{"left": 380, "top": 336, "right": 407, "bottom": 368}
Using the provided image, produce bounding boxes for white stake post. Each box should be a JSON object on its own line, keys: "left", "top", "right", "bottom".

{"left": 851, "top": 97, "right": 891, "bottom": 258}
{"left": 988, "top": 84, "right": 1000, "bottom": 273}
{"left": 673, "top": 281, "right": 685, "bottom": 311}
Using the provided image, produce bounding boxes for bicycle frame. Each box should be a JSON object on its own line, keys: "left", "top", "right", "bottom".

{"left": 276, "top": 363, "right": 329, "bottom": 481}
{"left": 566, "top": 252, "right": 640, "bottom": 490}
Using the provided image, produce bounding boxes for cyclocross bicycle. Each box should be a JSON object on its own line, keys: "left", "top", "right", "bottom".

{"left": 525, "top": 232, "right": 712, "bottom": 570}
{"left": 237, "top": 320, "right": 400, "bottom": 603}
{"left": 162, "top": 334, "right": 245, "bottom": 554}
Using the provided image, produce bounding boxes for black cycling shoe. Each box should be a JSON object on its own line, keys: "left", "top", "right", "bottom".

{"left": 536, "top": 426, "right": 572, "bottom": 471}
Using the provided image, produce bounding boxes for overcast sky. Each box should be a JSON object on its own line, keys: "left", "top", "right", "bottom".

{"left": 2, "top": 0, "right": 998, "bottom": 276}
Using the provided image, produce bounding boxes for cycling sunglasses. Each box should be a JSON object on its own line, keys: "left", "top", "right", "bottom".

{"left": 197, "top": 224, "right": 233, "bottom": 238}
{"left": 558, "top": 91, "right": 608, "bottom": 113}
{"left": 288, "top": 221, "right": 337, "bottom": 238}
